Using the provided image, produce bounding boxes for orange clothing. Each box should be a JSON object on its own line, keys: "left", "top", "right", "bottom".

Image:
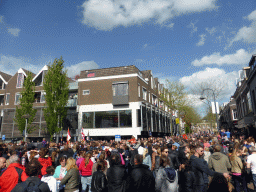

{"left": 0, "top": 163, "right": 28, "bottom": 192}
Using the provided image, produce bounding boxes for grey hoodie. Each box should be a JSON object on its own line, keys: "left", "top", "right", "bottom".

{"left": 208, "top": 152, "right": 231, "bottom": 173}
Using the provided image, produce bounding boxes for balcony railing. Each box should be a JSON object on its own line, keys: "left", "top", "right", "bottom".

{"left": 67, "top": 98, "right": 77, "bottom": 107}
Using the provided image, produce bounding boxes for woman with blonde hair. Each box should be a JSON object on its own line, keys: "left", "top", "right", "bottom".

{"left": 143, "top": 148, "right": 152, "bottom": 170}
{"left": 60, "top": 157, "right": 80, "bottom": 192}
{"left": 229, "top": 144, "right": 248, "bottom": 192}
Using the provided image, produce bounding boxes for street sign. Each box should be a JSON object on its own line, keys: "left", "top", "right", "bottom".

{"left": 115, "top": 135, "right": 121, "bottom": 142}
{"left": 2, "top": 135, "right": 5, "bottom": 141}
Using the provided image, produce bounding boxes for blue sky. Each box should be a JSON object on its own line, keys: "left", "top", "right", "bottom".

{"left": 1, "top": 0, "right": 256, "bottom": 114}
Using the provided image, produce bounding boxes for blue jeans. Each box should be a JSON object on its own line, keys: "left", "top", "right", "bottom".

{"left": 81, "top": 176, "right": 92, "bottom": 192}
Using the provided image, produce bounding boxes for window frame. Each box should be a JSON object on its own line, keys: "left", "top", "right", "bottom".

{"left": 5, "top": 93, "right": 10, "bottom": 105}
{"left": 16, "top": 73, "right": 24, "bottom": 88}
{"left": 83, "top": 89, "right": 90, "bottom": 95}
{"left": 15, "top": 92, "right": 21, "bottom": 105}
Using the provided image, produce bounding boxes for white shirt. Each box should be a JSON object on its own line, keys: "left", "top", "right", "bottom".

{"left": 247, "top": 153, "right": 256, "bottom": 174}
{"left": 41, "top": 175, "right": 57, "bottom": 192}
{"left": 138, "top": 146, "right": 144, "bottom": 155}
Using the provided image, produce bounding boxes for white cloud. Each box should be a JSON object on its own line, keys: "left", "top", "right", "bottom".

{"left": 196, "top": 34, "right": 206, "bottom": 46}
{"left": 192, "top": 49, "right": 251, "bottom": 66}
{"left": 188, "top": 21, "right": 198, "bottom": 34}
{"left": 66, "top": 61, "right": 99, "bottom": 77}
{"left": 166, "top": 23, "right": 174, "bottom": 29}
{"left": 206, "top": 27, "right": 217, "bottom": 35}
{"left": 0, "top": 55, "right": 43, "bottom": 75}
{"left": 180, "top": 67, "right": 238, "bottom": 106}
{"left": 247, "top": 10, "right": 256, "bottom": 20}
{"left": 8, "top": 28, "right": 21, "bottom": 36}
{"left": 81, "top": 0, "right": 217, "bottom": 30}
{"left": 229, "top": 9, "right": 256, "bottom": 46}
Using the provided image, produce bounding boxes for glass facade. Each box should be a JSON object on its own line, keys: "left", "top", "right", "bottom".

{"left": 82, "top": 112, "right": 94, "bottom": 128}
{"left": 120, "top": 110, "right": 132, "bottom": 127}
{"left": 82, "top": 110, "right": 133, "bottom": 129}
{"left": 137, "top": 109, "right": 141, "bottom": 127}
{"left": 95, "top": 111, "right": 118, "bottom": 128}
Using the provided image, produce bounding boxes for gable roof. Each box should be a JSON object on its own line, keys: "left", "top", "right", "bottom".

{"left": 0, "top": 71, "right": 12, "bottom": 84}
{"left": 21, "top": 68, "right": 36, "bottom": 78}
{"left": 32, "top": 65, "right": 48, "bottom": 82}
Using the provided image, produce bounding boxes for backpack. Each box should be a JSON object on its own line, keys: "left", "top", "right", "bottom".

{"left": 20, "top": 180, "right": 43, "bottom": 192}
{"left": 164, "top": 167, "right": 176, "bottom": 183}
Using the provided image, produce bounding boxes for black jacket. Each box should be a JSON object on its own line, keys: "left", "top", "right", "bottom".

{"left": 179, "top": 170, "right": 195, "bottom": 192}
{"left": 11, "top": 177, "right": 50, "bottom": 192}
{"left": 190, "top": 155, "right": 220, "bottom": 186}
{"left": 91, "top": 170, "right": 108, "bottom": 192}
{"left": 126, "top": 164, "right": 155, "bottom": 192}
{"left": 168, "top": 150, "right": 180, "bottom": 169}
{"left": 107, "top": 164, "right": 127, "bottom": 192}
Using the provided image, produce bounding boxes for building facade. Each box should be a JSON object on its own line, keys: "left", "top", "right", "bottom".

{"left": 77, "top": 65, "right": 172, "bottom": 139}
{"left": 0, "top": 65, "right": 173, "bottom": 141}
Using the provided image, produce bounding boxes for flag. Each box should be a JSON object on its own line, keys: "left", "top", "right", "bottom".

{"left": 67, "top": 128, "right": 71, "bottom": 143}
{"left": 81, "top": 128, "right": 85, "bottom": 141}
{"left": 86, "top": 131, "right": 90, "bottom": 141}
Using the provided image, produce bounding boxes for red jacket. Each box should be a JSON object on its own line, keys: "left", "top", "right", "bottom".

{"left": 0, "top": 163, "right": 28, "bottom": 192}
{"left": 79, "top": 159, "right": 93, "bottom": 176}
{"left": 38, "top": 157, "right": 52, "bottom": 176}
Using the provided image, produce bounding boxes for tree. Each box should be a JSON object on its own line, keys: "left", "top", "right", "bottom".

{"left": 43, "top": 57, "right": 69, "bottom": 139}
{"left": 190, "top": 79, "right": 227, "bottom": 102}
{"left": 162, "top": 80, "right": 201, "bottom": 132}
{"left": 14, "top": 72, "right": 37, "bottom": 136}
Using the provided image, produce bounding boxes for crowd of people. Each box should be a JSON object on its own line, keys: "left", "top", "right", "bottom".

{"left": 0, "top": 129, "right": 255, "bottom": 192}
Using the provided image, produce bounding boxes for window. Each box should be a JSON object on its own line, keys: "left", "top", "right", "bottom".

{"left": 120, "top": 110, "right": 132, "bottom": 127}
{"left": 151, "top": 77, "right": 153, "bottom": 89}
{"left": 82, "top": 112, "right": 94, "bottom": 128}
{"left": 83, "top": 90, "right": 90, "bottom": 95}
{"left": 233, "top": 109, "right": 237, "bottom": 120}
{"left": 143, "top": 88, "right": 147, "bottom": 100}
{"left": 138, "top": 84, "right": 140, "bottom": 97}
{"left": 5, "top": 93, "right": 10, "bottom": 105}
{"left": 247, "top": 92, "right": 253, "bottom": 113}
{"left": 95, "top": 111, "right": 118, "bottom": 128}
{"left": 41, "top": 92, "right": 46, "bottom": 103}
{"left": 0, "top": 80, "right": 5, "bottom": 90}
{"left": 112, "top": 83, "right": 128, "bottom": 96}
{"left": 17, "top": 73, "right": 24, "bottom": 88}
{"left": 148, "top": 93, "right": 150, "bottom": 103}
{"left": 15, "top": 93, "right": 21, "bottom": 105}
{"left": 137, "top": 109, "right": 141, "bottom": 127}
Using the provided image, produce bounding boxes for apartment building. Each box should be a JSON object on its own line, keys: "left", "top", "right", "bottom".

{"left": 0, "top": 65, "right": 78, "bottom": 141}
{"left": 0, "top": 65, "right": 172, "bottom": 141}
{"left": 77, "top": 65, "right": 172, "bottom": 139}
{"left": 219, "top": 97, "right": 237, "bottom": 131}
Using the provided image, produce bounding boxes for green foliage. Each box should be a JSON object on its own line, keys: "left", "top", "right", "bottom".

{"left": 14, "top": 72, "right": 37, "bottom": 135}
{"left": 185, "top": 124, "right": 192, "bottom": 134}
{"left": 43, "top": 57, "right": 69, "bottom": 138}
{"left": 162, "top": 80, "right": 202, "bottom": 129}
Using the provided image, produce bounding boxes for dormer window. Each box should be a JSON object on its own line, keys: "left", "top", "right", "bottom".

{"left": 0, "top": 79, "right": 5, "bottom": 90}
{"left": 17, "top": 73, "right": 24, "bottom": 88}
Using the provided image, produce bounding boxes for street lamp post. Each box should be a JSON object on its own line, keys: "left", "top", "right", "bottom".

{"left": 200, "top": 88, "right": 219, "bottom": 131}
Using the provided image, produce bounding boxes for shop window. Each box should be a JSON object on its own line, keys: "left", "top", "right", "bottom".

{"left": 120, "top": 110, "right": 132, "bottom": 127}
{"left": 95, "top": 111, "right": 118, "bottom": 128}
